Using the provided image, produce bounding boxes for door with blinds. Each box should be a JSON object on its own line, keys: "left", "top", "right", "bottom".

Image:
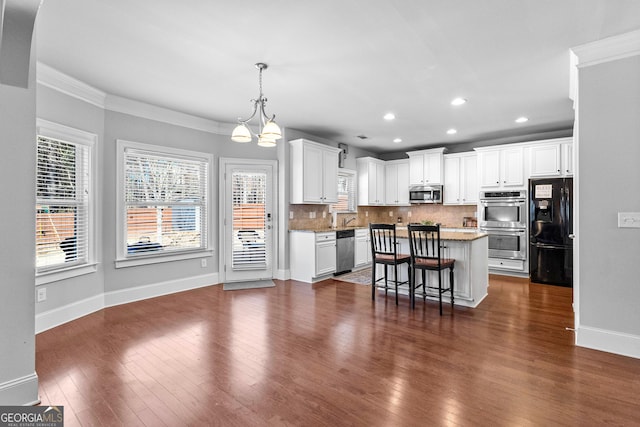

{"left": 221, "top": 159, "right": 275, "bottom": 282}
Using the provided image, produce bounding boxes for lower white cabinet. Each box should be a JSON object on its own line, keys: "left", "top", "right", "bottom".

{"left": 316, "top": 233, "right": 337, "bottom": 276}
{"left": 488, "top": 257, "right": 526, "bottom": 273}
{"left": 290, "top": 231, "right": 336, "bottom": 282}
{"left": 355, "top": 228, "right": 371, "bottom": 267}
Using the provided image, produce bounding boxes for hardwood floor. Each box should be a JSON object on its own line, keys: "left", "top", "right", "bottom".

{"left": 36, "top": 275, "right": 640, "bottom": 426}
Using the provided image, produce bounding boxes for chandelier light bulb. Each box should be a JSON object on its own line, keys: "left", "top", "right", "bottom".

{"left": 231, "top": 123, "right": 252, "bottom": 143}
{"left": 261, "top": 120, "right": 282, "bottom": 140}
{"left": 257, "top": 135, "right": 277, "bottom": 147}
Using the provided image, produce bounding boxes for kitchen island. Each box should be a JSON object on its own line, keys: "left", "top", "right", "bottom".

{"left": 290, "top": 227, "right": 489, "bottom": 308}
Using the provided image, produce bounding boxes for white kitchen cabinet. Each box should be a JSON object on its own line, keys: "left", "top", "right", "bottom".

{"left": 315, "top": 233, "right": 337, "bottom": 276}
{"left": 384, "top": 160, "right": 409, "bottom": 205}
{"left": 443, "top": 153, "right": 478, "bottom": 205}
{"left": 290, "top": 139, "right": 341, "bottom": 204}
{"left": 354, "top": 228, "right": 371, "bottom": 267}
{"left": 356, "top": 157, "right": 385, "bottom": 205}
{"left": 290, "top": 231, "right": 336, "bottom": 282}
{"left": 561, "top": 140, "right": 574, "bottom": 176}
{"left": 528, "top": 138, "right": 574, "bottom": 178}
{"left": 476, "top": 146, "right": 524, "bottom": 189}
{"left": 529, "top": 143, "right": 561, "bottom": 177}
{"left": 407, "top": 147, "right": 446, "bottom": 185}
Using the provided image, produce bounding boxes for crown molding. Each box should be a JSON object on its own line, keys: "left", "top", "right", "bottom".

{"left": 36, "top": 61, "right": 233, "bottom": 135}
{"left": 105, "top": 94, "right": 232, "bottom": 135}
{"left": 37, "top": 62, "right": 106, "bottom": 108}
{"left": 571, "top": 29, "right": 640, "bottom": 68}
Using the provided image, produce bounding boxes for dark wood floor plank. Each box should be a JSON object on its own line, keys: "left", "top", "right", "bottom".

{"left": 36, "top": 275, "right": 640, "bottom": 426}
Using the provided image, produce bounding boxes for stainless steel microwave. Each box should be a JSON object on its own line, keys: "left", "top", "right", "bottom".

{"left": 409, "top": 185, "right": 443, "bottom": 204}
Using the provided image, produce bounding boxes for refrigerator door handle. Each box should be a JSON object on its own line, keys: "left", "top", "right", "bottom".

{"left": 533, "top": 242, "right": 566, "bottom": 249}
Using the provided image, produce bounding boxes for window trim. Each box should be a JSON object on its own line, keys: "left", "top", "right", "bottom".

{"left": 115, "top": 139, "right": 213, "bottom": 269}
{"left": 35, "top": 119, "right": 97, "bottom": 284}
{"left": 330, "top": 168, "right": 357, "bottom": 214}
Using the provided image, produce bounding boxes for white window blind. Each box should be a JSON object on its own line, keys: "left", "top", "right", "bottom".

{"left": 124, "top": 147, "right": 208, "bottom": 257}
{"left": 36, "top": 136, "right": 90, "bottom": 271}
{"left": 232, "top": 171, "right": 267, "bottom": 269}
{"left": 331, "top": 171, "right": 356, "bottom": 213}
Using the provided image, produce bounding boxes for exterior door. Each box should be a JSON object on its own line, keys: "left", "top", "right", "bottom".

{"left": 220, "top": 159, "right": 276, "bottom": 282}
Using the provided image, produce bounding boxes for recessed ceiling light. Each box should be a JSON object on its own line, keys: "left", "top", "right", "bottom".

{"left": 393, "top": 138, "right": 402, "bottom": 143}
{"left": 446, "top": 128, "right": 458, "bottom": 135}
{"left": 383, "top": 112, "right": 396, "bottom": 121}
{"left": 515, "top": 116, "right": 529, "bottom": 123}
{"left": 451, "top": 97, "right": 467, "bottom": 106}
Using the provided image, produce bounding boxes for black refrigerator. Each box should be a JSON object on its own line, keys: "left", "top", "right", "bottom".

{"left": 529, "top": 178, "right": 573, "bottom": 287}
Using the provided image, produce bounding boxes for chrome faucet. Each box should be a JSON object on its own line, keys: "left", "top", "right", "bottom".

{"left": 343, "top": 216, "right": 357, "bottom": 227}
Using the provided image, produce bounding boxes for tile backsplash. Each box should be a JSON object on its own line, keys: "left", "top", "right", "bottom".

{"left": 288, "top": 204, "right": 477, "bottom": 229}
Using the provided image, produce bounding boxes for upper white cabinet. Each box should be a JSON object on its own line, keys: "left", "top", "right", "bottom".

{"left": 356, "top": 157, "right": 386, "bottom": 205}
{"left": 290, "top": 139, "right": 341, "bottom": 204}
{"left": 407, "top": 147, "right": 446, "bottom": 185}
{"left": 384, "top": 159, "right": 410, "bottom": 205}
{"left": 529, "top": 143, "right": 561, "bottom": 176}
{"left": 562, "top": 140, "right": 574, "bottom": 176}
{"left": 443, "top": 153, "right": 478, "bottom": 205}
{"left": 528, "top": 137, "right": 573, "bottom": 177}
{"left": 475, "top": 145, "right": 524, "bottom": 189}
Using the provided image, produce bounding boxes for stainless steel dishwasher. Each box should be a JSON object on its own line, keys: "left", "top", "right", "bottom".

{"left": 335, "top": 229, "right": 355, "bottom": 275}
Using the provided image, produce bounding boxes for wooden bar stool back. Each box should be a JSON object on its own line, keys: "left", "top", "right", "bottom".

{"left": 369, "top": 223, "right": 411, "bottom": 305}
{"left": 407, "top": 224, "right": 455, "bottom": 314}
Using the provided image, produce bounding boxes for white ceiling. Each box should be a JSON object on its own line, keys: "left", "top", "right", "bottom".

{"left": 35, "top": 0, "right": 640, "bottom": 154}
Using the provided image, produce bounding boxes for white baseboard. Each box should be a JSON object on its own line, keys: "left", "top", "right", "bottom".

{"left": 36, "top": 294, "right": 104, "bottom": 334}
{"left": 275, "top": 269, "right": 290, "bottom": 281}
{"left": 36, "top": 273, "right": 219, "bottom": 334}
{"left": 0, "top": 373, "right": 40, "bottom": 406}
{"left": 576, "top": 325, "right": 640, "bottom": 359}
{"left": 104, "top": 273, "right": 219, "bottom": 307}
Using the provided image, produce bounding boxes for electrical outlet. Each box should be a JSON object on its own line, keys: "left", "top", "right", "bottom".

{"left": 37, "top": 287, "right": 46, "bottom": 302}
{"left": 322, "top": 211, "right": 326, "bottom": 218}
{"left": 407, "top": 211, "right": 412, "bottom": 218}
{"left": 618, "top": 212, "right": 640, "bottom": 228}
{"left": 365, "top": 211, "right": 369, "bottom": 217}
{"left": 389, "top": 211, "right": 393, "bottom": 217}
{"left": 201, "top": 258, "right": 207, "bottom": 268}
{"left": 289, "top": 211, "right": 294, "bottom": 220}
{"left": 309, "top": 211, "right": 316, "bottom": 219}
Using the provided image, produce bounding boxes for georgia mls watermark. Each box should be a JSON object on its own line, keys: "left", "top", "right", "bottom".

{"left": 0, "top": 406, "right": 63, "bottom": 427}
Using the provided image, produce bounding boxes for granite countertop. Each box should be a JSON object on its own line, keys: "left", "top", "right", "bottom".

{"left": 289, "top": 226, "right": 487, "bottom": 241}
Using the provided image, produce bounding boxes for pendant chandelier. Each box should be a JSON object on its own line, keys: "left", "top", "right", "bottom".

{"left": 231, "top": 62, "right": 282, "bottom": 147}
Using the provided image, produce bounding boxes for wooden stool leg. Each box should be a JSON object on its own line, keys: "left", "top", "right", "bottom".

{"left": 384, "top": 265, "right": 388, "bottom": 296}
{"left": 371, "top": 262, "right": 376, "bottom": 301}
{"left": 438, "top": 270, "right": 443, "bottom": 316}
{"left": 450, "top": 266, "right": 455, "bottom": 309}
{"left": 394, "top": 264, "right": 399, "bottom": 305}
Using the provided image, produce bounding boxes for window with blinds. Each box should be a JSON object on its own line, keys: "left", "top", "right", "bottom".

{"left": 330, "top": 170, "right": 357, "bottom": 213}
{"left": 232, "top": 171, "right": 267, "bottom": 269}
{"left": 123, "top": 146, "right": 208, "bottom": 257}
{"left": 36, "top": 136, "right": 91, "bottom": 271}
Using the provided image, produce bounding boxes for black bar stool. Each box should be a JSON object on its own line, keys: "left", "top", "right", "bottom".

{"left": 407, "top": 223, "right": 455, "bottom": 314}
{"left": 369, "top": 223, "right": 411, "bottom": 305}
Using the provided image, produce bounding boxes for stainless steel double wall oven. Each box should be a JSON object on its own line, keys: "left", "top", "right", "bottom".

{"left": 479, "top": 190, "right": 527, "bottom": 261}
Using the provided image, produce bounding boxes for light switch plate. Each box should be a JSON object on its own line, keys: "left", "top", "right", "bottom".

{"left": 618, "top": 212, "right": 640, "bottom": 228}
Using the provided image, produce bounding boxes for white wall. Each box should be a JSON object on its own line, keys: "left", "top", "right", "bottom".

{"left": 102, "top": 110, "right": 277, "bottom": 294}
{"left": 576, "top": 51, "right": 640, "bottom": 357}
{"left": 35, "top": 84, "right": 106, "bottom": 316}
{"left": 0, "top": 33, "right": 39, "bottom": 405}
